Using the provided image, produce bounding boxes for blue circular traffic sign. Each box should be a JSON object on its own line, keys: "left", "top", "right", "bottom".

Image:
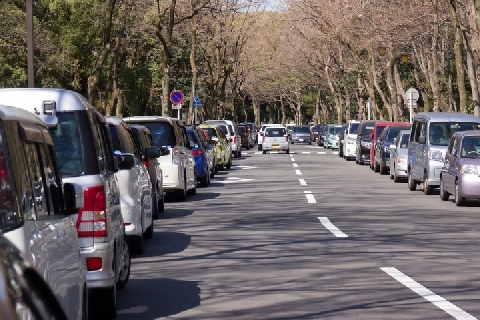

{"left": 170, "top": 90, "right": 184, "bottom": 104}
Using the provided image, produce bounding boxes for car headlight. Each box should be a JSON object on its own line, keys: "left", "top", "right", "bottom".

{"left": 361, "top": 141, "right": 371, "bottom": 148}
{"left": 428, "top": 150, "right": 443, "bottom": 161}
{"left": 461, "top": 164, "right": 479, "bottom": 175}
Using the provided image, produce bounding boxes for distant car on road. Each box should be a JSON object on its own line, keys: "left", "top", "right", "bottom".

{"left": 389, "top": 130, "right": 410, "bottom": 182}
{"left": 290, "top": 125, "right": 312, "bottom": 144}
{"left": 262, "top": 125, "right": 289, "bottom": 154}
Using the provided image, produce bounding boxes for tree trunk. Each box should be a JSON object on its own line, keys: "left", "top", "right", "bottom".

{"left": 430, "top": 0, "right": 443, "bottom": 111}
{"left": 188, "top": 8, "right": 197, "bottom": 124}
{"left": 87, "top": 0, "right": 116, "bottom": 111}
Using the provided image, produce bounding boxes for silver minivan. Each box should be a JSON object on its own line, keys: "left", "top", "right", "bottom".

{"left": 0, "top": 88, "right": 131, "bottom": 319}
{"left": 407, "top": 112, "right": 480, "bottom": 194}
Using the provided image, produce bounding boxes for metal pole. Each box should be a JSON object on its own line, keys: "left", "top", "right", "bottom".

{"left": 409, "top": 90, "right": 413, "bottom": 124}
{"left": 177, "top": 108, "right": 181, "bottom": 120}
{"left": 26, "top": 0, "right": 34, "bottom": 87}
{"left": 194, "top": 108, "right": 197, "bottom": 129}
{"left": 367, "top": 99, "right": 371, "bottom": 120}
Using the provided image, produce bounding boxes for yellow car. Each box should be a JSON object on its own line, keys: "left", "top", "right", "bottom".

{"left": 199, "top": 124, "right": 232, "bottom": 170}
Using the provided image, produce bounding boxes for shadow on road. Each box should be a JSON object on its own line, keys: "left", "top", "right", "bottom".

{"left": 138, "top": 231, "right": 190, "bottom": 258}
{"left": 116, "top": 278, "right": 200, "bottom": 319}
{"left": 159, "top": 207, "right": 194, "bottom": 219}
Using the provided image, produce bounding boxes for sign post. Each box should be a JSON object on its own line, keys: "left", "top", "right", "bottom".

{"left": 193, "top": 94, "right": 201, "bottom": 128}
{"left": 405, "top": 88, "right": 419, "bottom": 124}
{"left": 170, "top": 90, "right": 184, "bottom": 120}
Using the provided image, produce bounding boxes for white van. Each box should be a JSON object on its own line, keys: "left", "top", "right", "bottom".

{"left": 0, "top": 104, "right": 86, "bottom": 320}
{"left": 407, "top": 112, "right": 480, "bottom": 194}
{"left": 343, "top": 120, "right": 360, "bottom": 160}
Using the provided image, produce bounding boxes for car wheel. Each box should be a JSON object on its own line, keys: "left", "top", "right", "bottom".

{"left": 246, "top": 144, "right": 250, "bottom": 150}
{"left": 379, "top": 161, "right": 386, "bottom": 175}
{"left": 131, "top": 234, "right": 144, "bottom": 255}
{"left": 262, "top": 150, "right": 266, "bottom": 154}
{"left": 408, "top": 170, "right": 416, "bottom": 191}
{"left": 258, "top": 144, "right": 262, "bottom": 151}
{"left": 152, "top": 193, "right": 159, "bottom": 220}
{"left": 291, "top": 141, "right": 295, "bottom": 144}
{"left": 117, "top": 235, "right": 131, "bottom": 289}
{"left": 439, "top": 177, "right": 449, "bottom": 201}
{"left": 423, "top": 172, "right": 434, "bottom": 195}
{"left": 225, "top": 156, "right": 232, "bottom": 169}
{"left": 308, "top": 141, "right": 311, "bottom": 145}
{"left": 210, "top": 166, "right": 215, "bottom": 179}
{"left": 89, "top": 285, "right": 116, "bottom": 319}
{"left": 286, "top": 149, "right": 290, "bottom": 154}
{"left": 455, "top": 181, "right": 464, "bottom": 206}
{"left": 158, "top": 188, "right": 165, "bottom": 213}
{"left": 374, "top": 161, "right": 380, "bottom": 172}
{"left": 238, "top": 150, "right": 242, "bottom": 157}
{"left": 144, "top": 218, "right": 154, "bottom": 239}
{"left": 200, "top": 174, "right": 209, "bottom": 187}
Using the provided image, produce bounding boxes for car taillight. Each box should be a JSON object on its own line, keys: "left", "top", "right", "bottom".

{"left": 172, "top": 146, "right": 181, "bottom": 165}
{"left": 143, "top": 160, "right": 149, "bottom": 170}
{"left": 86, "top": 257, "right": 102, "bottom": 271}
{"left": 192, "top": 149, "right": 203, "bottom": 156}
{"left": 233, "top": 136, "right": 237, "bottom": 143}
{"left": 286, "top": 135, "right": 289, "bottom": 142}
{"left": 76, "top": 185, "right": 107, "bottom": 238}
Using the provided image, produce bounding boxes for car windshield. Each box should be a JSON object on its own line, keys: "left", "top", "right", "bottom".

{"left": 349, "top": 123, "right": 360, "bottom": 134}
{"left": 266, "top": 128, "right": 286, "bottom": 137}
{"left": 387, "top": 127, "right": 409, "bottom": 140}
{"left": 293, "top": 126, "right": 310, "bottom": 133}
{"left": 376, "top": 125, "right": 386, "bottom": 137}
{"left": 399, "top": 133, "right": 410, "bottom": 148}
{"left": 203, "top": 128, "right": 218, "bottom": 140}
{"left": 49, "top": 113, "right": 84, "bottom": 176}
{"left": 429, "top": 122, "right": 480, "bottom": 146}
{"left": 461, "top": 136, "right": 480, "bottom": 158}
{"left": 362, "top": 124, "right": 374, "bottom": 136}
{"left": 135, "top": 122, "right": 176, "bottom": 147}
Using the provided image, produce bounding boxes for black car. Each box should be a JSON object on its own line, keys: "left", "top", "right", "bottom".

{"left": 373, "top": 124, "right": 411, "bottom": 174}
{"left": 311, "top": 124, "right": 326, "bottom": 144}
{"left": 355, "top": 120, "right": 378, "bottom": 165}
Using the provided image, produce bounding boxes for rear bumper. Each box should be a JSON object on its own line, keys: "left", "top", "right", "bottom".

{"left": 81, "top": 242, "right": 115, "bottom": 289}
{"left": 263, "top": 142, "right": 289, "bottom": 151}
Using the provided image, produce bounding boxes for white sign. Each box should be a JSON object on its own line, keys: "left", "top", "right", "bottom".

{"left": 405, "top": 88, "right": 419, "bottom": 102}
{"left": 172, "top": 103, "right": 182, "bottom": 110}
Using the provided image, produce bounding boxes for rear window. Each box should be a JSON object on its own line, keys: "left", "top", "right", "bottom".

{"left": 266, "top": 128, "right": 286, "bottom": 137}
{"left": 362, "top": 124, "right": 374, "bottom": 136}
{"left": 204, "top": 128, "right": 217, "bottom": 139}
{"left": 133, "top": 122, "right": 176, "bottom": 147}
{"left": 375, "top": 125, "right": 386, "bottom": 137}
{"left": 387, "top": 127, "right": 410, "bottom": 140}
{"left": 400, "top": 133, "right": 410, "bottom": 148}
{"left": 293, "top": 126, "right": 310, "bottom": 133}
{"left": 50, "top": 113, "right": 84, "bottom": 176}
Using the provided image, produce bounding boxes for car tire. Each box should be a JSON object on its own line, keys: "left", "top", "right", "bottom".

{"left": 117, "top": 235, "right": 131, "bottom": 289}
{"left": 89, "top": 285, "right": 116, "bottom": 320}
{"left": 152, "top": 193, "right": 159, "bottom": 220}
{"left": 131, "top": 234, "right": 144, "bottom": 255}
{"left": 258, "top": 144, "right": 262, "bottom": 151}
{"left": 210, "top": 167, "right": 215, "bottom": 179}
{"left": 200, "top": 174, "right": 209, "bottom": 187}
{"left": 379, "top": 161, "right": 386, "bottom": 175}
{"left": 286, "top": 149, "right": 290, "bottom": 154}
{"left": 423, "top": 172, "right": 434, "bottom": 195}
{"left": 262, "top": 150, "right": 266, "bottom": 154}
{"left": 246, "top": 145, "right": 250, "bottom": 150}
{"left": 374, "top": 161, "right": 380, "bottom": 172}
{"left": 158, "top": 189, "right": 165, "bottom": 213}
{"left": 439, "top": 177, "right": 449, "bottom": 201}
{"left": 455, "top": 181, "right": 464, "bottom": 206}
{"left": 291, "top": 142, "right": 295, "bottom": 145}
{"left": 238, "top": 150, "right": 242, "bottom": 157}
{"left": 225, "top": 157, "right": 232, "bottom": 169}
{"left": 144, "top": 218, "right": 154, "bottom": 239}
{"left": 308, "top": 141, "right": 311, "bottom": 145}
{"left": 408, "top": 170, "right": 416, "bottom": 191}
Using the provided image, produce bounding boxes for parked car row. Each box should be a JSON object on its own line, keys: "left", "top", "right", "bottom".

{"left": 340, "top": 112, "right": 480, "bottom": 207}
{"left": 0, "top": 88, "right": 253, "bottom": 319}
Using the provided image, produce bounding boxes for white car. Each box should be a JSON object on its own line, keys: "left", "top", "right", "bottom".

{"left": 124, "top": 116, "right": 197, "bottom": 201}
{"left": 107, "top": 117, "right": 156, "bottom": 254}
{"left": 257, "top": 124, "right": 283, "bottom": 151}
{"left": 344, "top": 120, "right": 360, "bottom": 160}
{"left": 262, "top": 125, "right": 290, "bottom": 154}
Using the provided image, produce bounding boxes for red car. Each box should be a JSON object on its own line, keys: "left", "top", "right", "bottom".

{"left": 237, "top": 125, "right": 251, "bottom": 150}
{"left": 369, "top": 121, "right": 408, "bottom": 170}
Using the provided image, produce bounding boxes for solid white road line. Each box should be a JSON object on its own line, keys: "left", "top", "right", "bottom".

{"left": 381, "top": 267, "right": 477, "bottom": 320}
{"left": 317, "top": 217, "right": 348, "bottom": 237}
{"left": 295, "top": 169, "right": 302, "bottom": 175}
{"left": 298, "top": 179, "right": 307, "bottom": 185}
{"left": 304, "top": 191, "right": 316, "bottom": 203}
{"left": 291, "top": 158, "right": 296, "bottom": 162}
{"left": 293, "top": 163, "right": 298, "bottom": 167}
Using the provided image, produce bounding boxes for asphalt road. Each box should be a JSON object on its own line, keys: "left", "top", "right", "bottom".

{"left": 116, "top": 143, "right": 480, "bottom": 320}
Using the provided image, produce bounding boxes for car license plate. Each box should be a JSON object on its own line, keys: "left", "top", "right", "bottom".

{"left": 272, "top": 144, "right": 279, "bottom": 148}
{"left": 299, "top": 139, "right": 304, "bottom": 142}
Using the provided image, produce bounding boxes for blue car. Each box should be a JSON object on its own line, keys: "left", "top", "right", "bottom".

{"left": 187, "top": 129, "right": 211, "bottom": 187}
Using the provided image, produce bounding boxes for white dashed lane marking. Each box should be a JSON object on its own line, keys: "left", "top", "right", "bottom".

{"left": 381, "top": 268, "right": 477, "bottom": 320}
{"left": 295, "top": 170, "right": 302, "bottom": 175}
{"left": 299, "top": 179, "right": 307, "bottom": 185}
{"left": 318, "top": 217, "right": 348, "bottom": 237}
{"left": 291, "top": 158, "right": 296, "bottom": 162}
{"left": 304, "top": 191, "right": 316, "bottom": 203}
{"left": 293, "top": 163, "right": 298, "bottom": 167}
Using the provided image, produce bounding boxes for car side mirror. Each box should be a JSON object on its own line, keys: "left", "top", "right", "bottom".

{"left": 145, "top": 146, "right": 161, "bottom": 160}
{"left": 418, "top": 136, "right": 426, "bottom": 144}
{"left": 160, "top": 146, "right": 170, "bottom": 156}
{"left": 117, "top": 153, "right": 135, "bottom": 170}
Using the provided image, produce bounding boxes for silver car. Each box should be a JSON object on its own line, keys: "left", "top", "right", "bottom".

{"left": 262, "top": 126, "right": 289, "bottom": 154}
{"left": 389, "top": 130, "right": 410, "bottom": 182}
